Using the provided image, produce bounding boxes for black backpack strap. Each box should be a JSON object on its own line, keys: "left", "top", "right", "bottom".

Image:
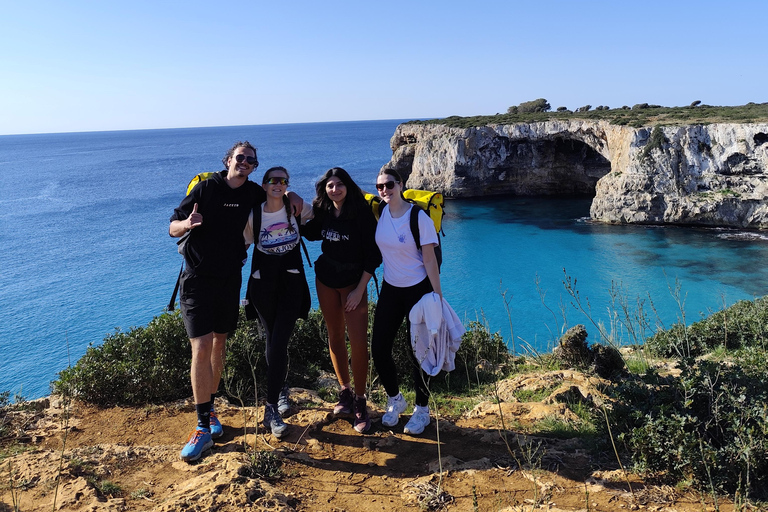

{"left": 249, "top": 203, "right": 263, "bottom": 277}
{"left": 408, "top": 202, "right": 442, "bottom": 271}
{"left": 298, "top": 233, "right": 312, "bottom": 268}
{"left": 282, "top": 195, "right": 312, "bottom": 268}
{"left": 168, "top": 263, "right": 184, "bottom": 311}
{"left": 408, "top": 204, "right": 422, "bottom": 250}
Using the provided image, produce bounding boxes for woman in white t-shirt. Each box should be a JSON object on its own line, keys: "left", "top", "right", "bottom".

{"left": 372, "top": 168, "right": 442, "bottom": 435}
{"left": 244, "top": 166, "right": 313, "bottom": 438}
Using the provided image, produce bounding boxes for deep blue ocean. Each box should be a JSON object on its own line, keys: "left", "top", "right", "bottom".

{"left": 3, "top": 119, "right": 768, "bottom": 399}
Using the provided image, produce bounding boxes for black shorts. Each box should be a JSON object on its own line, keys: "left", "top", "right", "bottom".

{"left": 179, "top": 270, "right": 242, "bottom": 339}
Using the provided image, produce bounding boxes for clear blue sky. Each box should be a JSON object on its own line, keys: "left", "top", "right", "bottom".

{"left": 1, "top": 0, "right": 765, "bottom": 135}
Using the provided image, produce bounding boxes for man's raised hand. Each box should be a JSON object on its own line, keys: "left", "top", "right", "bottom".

{"left": 188, "top": 203, "right": 203, "bottom": 230}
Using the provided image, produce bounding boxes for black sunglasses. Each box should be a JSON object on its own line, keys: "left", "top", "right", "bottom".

{"left": 376, "top": 180, "right": 399, "bottom": 191}
{"left": 265, "top": 177, "right": 289, "bottom": 186}
{"left": 234, "top": 154, "right": 258, "bottom": 166}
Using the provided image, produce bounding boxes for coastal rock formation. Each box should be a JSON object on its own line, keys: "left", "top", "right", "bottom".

{"left": 382, "top": 120, "right": 768, "bottom": 228}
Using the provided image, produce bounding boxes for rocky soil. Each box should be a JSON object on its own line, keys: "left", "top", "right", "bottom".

{"left": 1, "top": 371, "right": 732, "bottom": 511}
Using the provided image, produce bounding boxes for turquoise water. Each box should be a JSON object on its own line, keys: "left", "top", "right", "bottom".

{"left": 2, "top": 120, "right": 767, "bottom": 399}
{"left": 443, "top": 197, "right": 768, "bottom": 352}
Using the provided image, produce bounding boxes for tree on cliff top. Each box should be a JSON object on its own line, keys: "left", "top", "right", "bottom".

{"left": 509, "top": 98, "right": 551, "bottom": 114}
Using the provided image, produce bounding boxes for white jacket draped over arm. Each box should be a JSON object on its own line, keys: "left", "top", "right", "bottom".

{"left": 409, "top": 292, "right": 465, "bottom": 376}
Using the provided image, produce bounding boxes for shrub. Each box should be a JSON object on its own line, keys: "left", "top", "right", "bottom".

{"left": 614, "top": 355, "right": 768, "bottom": 499}
{"left": 377, "top": 318, "right": 510, "bottom": 394}
{"left": 556, "top": 106, "right": 569, "bottom": 112}
{"left": 410, "top": 103, "right": 768, "bottom": 129}
{"left": 639, "top": 126, "right": 667, "bottom": 162}
{"left": 54, "top": 310, "right": 191, "bottom": 406}
{"left": 53, "top": 302, "right": 513, "bottom": 406}
{"left": 224, "top": 308, "right": 333, "bottom": 405}
{"left": 607, "top": 296, "right": 768, "bottom": 499}
{"left": 576, "top": 105, "right": 591, "bottom": 112}
{"left": 54, "top": 308, "right": 335, "bottom": 407}
{"left": 452, "top": 320, "right": 510, "bottom": 388}
{"left": 517, "top": 98, "right": 551, "bottom": 113}
{"left": 239, "top": 450, "right": 283, "bottom": 480}
{"left": 647, "top": 297, "right": 768, "bottom": 357}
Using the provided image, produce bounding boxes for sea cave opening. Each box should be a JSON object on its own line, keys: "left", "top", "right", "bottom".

{"left": 483, "top": 136, "right": 612, "bottom": 198}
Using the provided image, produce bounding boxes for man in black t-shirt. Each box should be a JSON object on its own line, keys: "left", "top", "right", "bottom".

{"left": 169, "top": 141, "right": 264, "bottom": 462}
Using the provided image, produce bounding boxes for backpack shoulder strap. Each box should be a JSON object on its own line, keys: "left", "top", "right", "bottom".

{"left": 282, "top": 195, "right": 312, "bottom": 268}
{"left": 249, "top": 202, "right": 263, "bottom": 276}
{"left": 168, "top": 264, "right": 184, "bottom": 311}
{"left": 408, "top": 203, "right": 422, "bottom": 250}
{"left": 186, "top": 171, "right": 217, "bottom": 195}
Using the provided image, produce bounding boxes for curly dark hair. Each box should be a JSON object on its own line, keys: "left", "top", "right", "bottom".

{"left": 221, "top": 141, "right": 258, "bottom": 169}
{"left": 312, "top": 167, "right": 367, "bottom": 218}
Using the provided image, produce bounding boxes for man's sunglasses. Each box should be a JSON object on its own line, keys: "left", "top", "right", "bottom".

{"left": 265, "top": 177, "right": 289, "bottom": 186}
{"left": 375, "top": 180, "right": 399, "bottom": 191}
{"left": 234, "top": 154, "right": 258, "bottom": 166}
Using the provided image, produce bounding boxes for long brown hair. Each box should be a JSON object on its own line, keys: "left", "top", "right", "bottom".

{"left": 313, "top": 167, "right": 367, "bottom": 218}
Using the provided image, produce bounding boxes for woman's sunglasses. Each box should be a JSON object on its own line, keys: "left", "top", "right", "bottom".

{"left": 234, "top": 154, "right": 258, "bottom": 166}
{"left": 265, "top": 177, "right": 289, "bottom": 186}
{"left": 375, "top": 180, "right": 399, "bottom": 191}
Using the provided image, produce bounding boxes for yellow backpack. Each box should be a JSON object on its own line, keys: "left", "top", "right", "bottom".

{"left": 364, "top": 189, "right": 445, "bottom": 269}
{"left": 364, "top": 189, "right": 445, "bottom": 235}
{"left": 185, "top": 172, "right": 216, "bottom": 195}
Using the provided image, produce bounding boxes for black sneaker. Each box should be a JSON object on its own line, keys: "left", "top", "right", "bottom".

{"left": 333, "top": 387, "right": 354, "bottom": 415}
{"left": 353, "top": 395, "right": 371, "bottom": 434}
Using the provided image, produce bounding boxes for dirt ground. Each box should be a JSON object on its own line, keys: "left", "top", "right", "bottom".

{"left": 1, "top": 373, "right": 734, "bottom": 512}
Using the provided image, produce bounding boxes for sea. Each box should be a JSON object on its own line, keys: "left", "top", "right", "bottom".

{"left": 3, "top": 119, "right": 768, "bottom": 399}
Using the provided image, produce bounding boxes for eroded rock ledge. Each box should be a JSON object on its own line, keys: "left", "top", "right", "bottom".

{"left": 382, "top": 120, "right": 768, "bottom": 228}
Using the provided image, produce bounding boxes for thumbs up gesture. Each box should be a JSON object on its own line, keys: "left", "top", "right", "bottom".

{"left": 187, "top": 203, "right": 203, "bottom": 230}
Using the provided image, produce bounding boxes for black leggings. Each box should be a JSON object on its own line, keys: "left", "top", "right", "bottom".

{"left": 250, "top": 271, "right": 305, "bottom": 404}
{"left": 371, "top": 278, "right": 433, "bottom": 407}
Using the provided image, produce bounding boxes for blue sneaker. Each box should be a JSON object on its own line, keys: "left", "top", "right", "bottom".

{"left": 180, "top": 427, "right": 213, "bottom": 462}
{"left": 264, "top": 404, "right": 288, "bottom": 438}
{"left": 209, "top": 411, "right": 223, "bottom": 438}
{"left": 277, "top": 386, "right": 291, "bottom": 416}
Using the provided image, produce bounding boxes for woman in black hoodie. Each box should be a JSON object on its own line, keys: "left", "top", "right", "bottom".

{"left": 303, "top": 167, "right": 381, "bottom": 433}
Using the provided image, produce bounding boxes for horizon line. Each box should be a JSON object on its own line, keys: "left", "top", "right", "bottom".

{"left": 0, "top": 117, "right": 438, "bottom": 138}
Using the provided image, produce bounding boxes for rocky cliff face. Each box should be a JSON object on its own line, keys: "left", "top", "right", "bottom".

{"left": 382, "top": 120, "right": 768, "bottom": 228}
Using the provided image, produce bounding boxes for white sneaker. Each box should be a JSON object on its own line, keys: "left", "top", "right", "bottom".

{"left": 381, "top": 393, "right": 408, "bottom": 427}
{"left": 404, "top": 406, "right": 431, "bottom": 435}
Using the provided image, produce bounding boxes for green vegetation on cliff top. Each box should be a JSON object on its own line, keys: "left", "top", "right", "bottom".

{"left": 410, "top": 101, "right": 768, "bottom": 129}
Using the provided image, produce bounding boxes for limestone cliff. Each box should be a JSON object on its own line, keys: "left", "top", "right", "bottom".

{"left": 382, "top": 120, "right": 768, "bottom": 228}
